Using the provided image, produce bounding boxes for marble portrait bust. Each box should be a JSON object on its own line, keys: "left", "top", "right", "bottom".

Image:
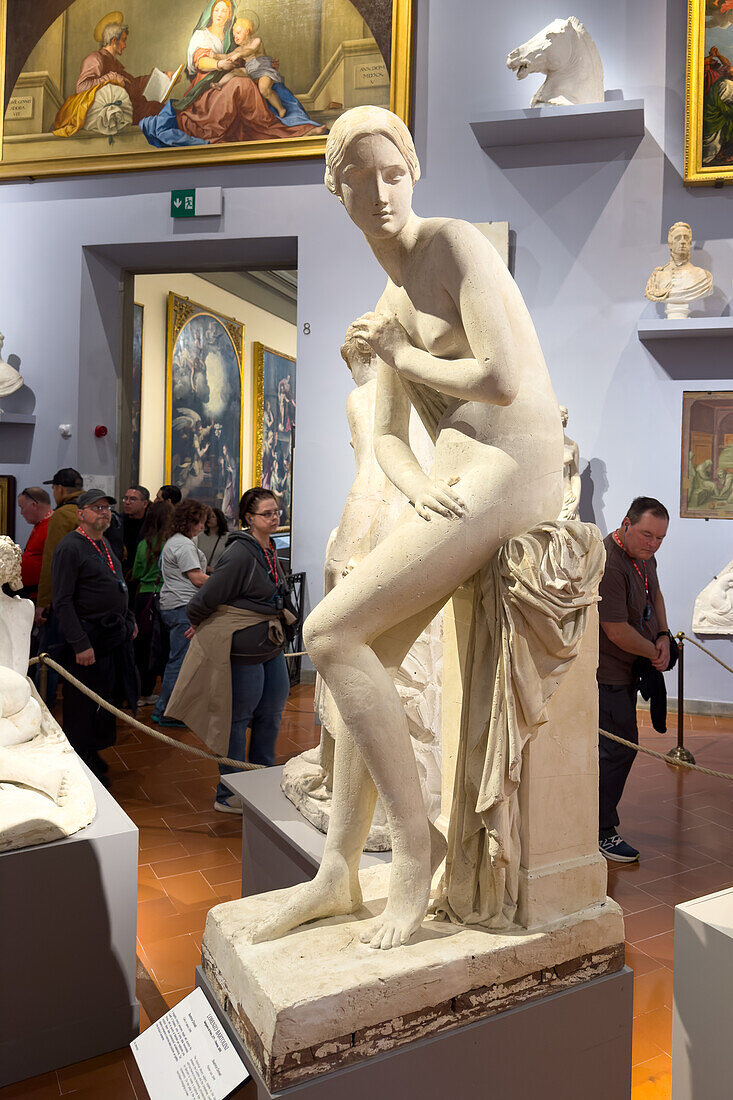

{"left": 0, "top": 332, "right": 24, "bottom": 410}
{"left": 645, "top": 223, "right": 713, "bottom": 320}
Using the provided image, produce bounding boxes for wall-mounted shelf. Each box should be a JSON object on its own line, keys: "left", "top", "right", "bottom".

{"left": 0, "top": 412, "right": 35, "bottom": 424}
{"left": 638, "top": 317, "right": 733, "bottom": 342}
{"left": 470, "top": 99, "right": 645, "bottom": 150}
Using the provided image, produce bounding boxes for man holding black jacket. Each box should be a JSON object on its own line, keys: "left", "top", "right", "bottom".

{"left": 52, "top": 488, "right": 138, "bottom": 780}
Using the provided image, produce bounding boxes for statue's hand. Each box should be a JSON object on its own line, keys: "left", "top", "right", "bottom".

{"left": 350, "top": 311, "right": 410, "bottom": 369}
{"left": 414, "top": 477, "right": 465, "bottom": 522}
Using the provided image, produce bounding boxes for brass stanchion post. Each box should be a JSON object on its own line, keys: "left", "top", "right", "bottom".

{"left": 667, "top": 633, "right": 696, "bottom": 766}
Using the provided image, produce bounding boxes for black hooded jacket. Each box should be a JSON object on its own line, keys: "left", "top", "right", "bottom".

{"left": 185, "top": 529, "right": 292, "bottom": 663}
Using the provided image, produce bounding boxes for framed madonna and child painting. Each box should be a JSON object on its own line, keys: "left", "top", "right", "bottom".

{"left": 0, "top": 0, "right": 414, "bottom": 179}
{"left": 685, "top": 0, "right": 733, "bottom": 183}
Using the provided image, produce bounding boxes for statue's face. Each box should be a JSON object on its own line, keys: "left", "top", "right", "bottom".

{"left": 669, "top": 226, "right": 691, "bottom": 262}
{"left": 339, "top": 134, "right": 413, "bottom": 240}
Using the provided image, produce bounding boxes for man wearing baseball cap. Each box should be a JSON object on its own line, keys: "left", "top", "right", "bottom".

{"left": 52, "top": 488, "right": 138, "bottom": 779}
{"left": 36, "top": 468, "right": 84, "bottom": 615}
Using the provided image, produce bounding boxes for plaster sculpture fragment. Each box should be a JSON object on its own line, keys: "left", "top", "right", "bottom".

{"left": 645, "top": 222, "right": 713, "bottom": 319}
{"left": 248, "top": 105, "right": 581, "bottom": 952}
{"left": 281, "top": 327, "right": 442, "bottom": 847}
{"left": 0, "top": 333, "right": 24, "bottom": 411}
{"left": 559, "top": 404, "right": 581, "bottom": 520}
{"left": 0, "top": 536, "right": 95, "bottom": 852}
{"left": 692, "top": 559, "right": 733, "bottom": 634}
{"left": 506, "top": 17, "right": 604, "bottom": 107}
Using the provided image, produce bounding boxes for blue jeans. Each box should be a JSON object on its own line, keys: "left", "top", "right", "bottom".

{"left": 152, "top": 606, "right": 192, "bottom": 721}
{"left": 217, "top": 653, "right": 290, "bottom": 802}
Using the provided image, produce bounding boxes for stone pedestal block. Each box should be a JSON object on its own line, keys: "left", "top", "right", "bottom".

{"left": 0, "top": 768, "right": 139, "bottom": 1086}
{"left": 202, "top": 863, "right": 624, "bottom": 1093}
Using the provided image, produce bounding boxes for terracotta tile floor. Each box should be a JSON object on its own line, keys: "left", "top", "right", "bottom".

{"left": 2, "top": 693, "right": 733, "bottom": 1098}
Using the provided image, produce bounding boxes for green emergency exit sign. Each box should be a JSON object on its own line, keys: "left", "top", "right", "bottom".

{"left": 171, "top": 189, "right": 195, "bottom": 217}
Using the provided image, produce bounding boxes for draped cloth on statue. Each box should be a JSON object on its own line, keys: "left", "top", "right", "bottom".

{"left": 432, "top": 521, "right": 605, "bottom": 930}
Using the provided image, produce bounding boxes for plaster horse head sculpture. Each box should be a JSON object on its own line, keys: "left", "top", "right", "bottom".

{"left": 0, "top": 535, "right": 95, "bottom": 852}
{"left": 507, "top": 17, "right": 604, "bottom": 107}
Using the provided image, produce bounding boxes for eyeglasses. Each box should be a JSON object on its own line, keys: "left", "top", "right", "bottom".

{"left": 84, "top": 504, "right": 111, "bottom": 514}
{"left": 252, "top": 509, "right": 281, "bottom": 518}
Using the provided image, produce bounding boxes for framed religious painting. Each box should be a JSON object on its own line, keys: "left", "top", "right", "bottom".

{"left": 130, "top": 303, "right": 143, "bottom": 485}
{"left": 165, "top": 293, "right": 244, "bottom": 525}
{"left": 685, "top": 0, "right": 733, "bottom": 184}
{"left": 0, "top": 0, "right": 414, "bottom": 180}
{"left": 252, "top": 342, "right": 295, "bottom": 533}
{"left": 680, "top": 390, "right": 733, "bottom": 517}
{"left": 0, "top": 474, "right": 15, "bottom": 538}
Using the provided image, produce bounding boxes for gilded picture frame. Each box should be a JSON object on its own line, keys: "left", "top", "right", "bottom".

{"left": 165, "top": 292, "right": 244, "bottom": 525}
{"left": 0, "top": 0, "right": 414, "bottom": 181}
{"left": 252, "top": 341, "right": 295, "bottom": 533}
{"left": 130, "top": 302, "right": 143, "bottom": 485}
{"left": 0, "top": 474, "right": 15, "bottom": 538}
{"left": 680, "top": 390, "right": 733, "bottom": 518}
{"left": 684, "top": 0, "right": 733, "bottom": 184}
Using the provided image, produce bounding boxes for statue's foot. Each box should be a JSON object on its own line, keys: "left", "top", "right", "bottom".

{"left": 359, "top": 826, "right": 434, "bottom": 951}
{"left": 252, "top": 856, "right": 361, "bottom": 944}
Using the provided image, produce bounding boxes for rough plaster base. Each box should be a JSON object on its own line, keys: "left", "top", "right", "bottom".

{"left": 280, "top": 754, "right": 391, "bottom": 851}
{"left": 201, "top": 863, "right": 625, "bottom": 1092}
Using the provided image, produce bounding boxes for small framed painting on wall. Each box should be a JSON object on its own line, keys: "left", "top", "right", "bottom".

{"left": 0, "top": 474, "right": 15, "bottom": 538}
{"left": 252, "top": 342, "right": 295, "bottom": 533}
{"left": 680, "top": 390, "right": 733, "bottom": 517}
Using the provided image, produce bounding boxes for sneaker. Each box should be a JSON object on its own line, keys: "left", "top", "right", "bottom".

{"left": 152, "top": 714, "right": 186, "bottom": 728}
{"left": 214, "top": 797, "right": 243, "bottom": 815}
{"left": 599, "top": 834, "right": 639, "bottom": 863}
{"left": 139, "top": 694, "right": 160, "bottom": 707}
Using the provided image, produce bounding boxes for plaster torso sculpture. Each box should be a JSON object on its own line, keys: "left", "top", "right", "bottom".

{"left": 559, "top": 404, "right": 581, "bottom": 520}
{"left": 645, "top": 222, "right": 713, "bottom": 320}
{"left": 693, "top": 559, "right": 733, "bottom": 634}
{"left": 507, "top": 17, "right": 604, "bottom": 107}
{"left": 253, "top": 106, "right": 564, "bottom": 951}
{"left": 0, "top": 332, "right": 24, "bottom": 411}
{"left": 282, "top": 328, "right": 442, "bottom": 845}
{"left": 0, "top": 536, "right": 95, "bottom": 852}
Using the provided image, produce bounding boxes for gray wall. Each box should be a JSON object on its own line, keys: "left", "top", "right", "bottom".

{"left": 1, "top": 0, "right": 731, "bottom": 704}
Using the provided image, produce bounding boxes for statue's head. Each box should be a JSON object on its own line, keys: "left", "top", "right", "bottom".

{"left": 667, "top": 221, "right": 692, "bottom": 262}
{"left": 325, "top": 107, "right": 420, "bottom": 240}
{"left": 341, "top": 323, "right": 377, "bottom": 386}
{"left": 559, "top": 405, "right": 569, "bottom": 427}
{"left": 0, "top": 536, "right": 23, "bottom": 591}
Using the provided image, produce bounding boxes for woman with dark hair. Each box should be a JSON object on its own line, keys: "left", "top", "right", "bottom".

{"left": 167, "top": 488, "right": 293, "bottom": 812}
{"left": 152, "top": 499, "right": 209, "bottom": 726}
{"left": 132, "top": 500, "right": 173, "bottom": 705}
{"left": 196, "top": 506, "right": 229, "bottom": 573}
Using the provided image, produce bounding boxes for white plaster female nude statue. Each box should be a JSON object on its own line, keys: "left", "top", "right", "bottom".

{"left": 255, "top": 106, "right": 563, "bottom": 951}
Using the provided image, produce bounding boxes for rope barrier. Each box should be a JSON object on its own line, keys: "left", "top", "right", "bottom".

{"left": 678, "top": 633, "right": 733, "bottom": 677}
{"left": 599, "top": 727, "right": 733, "bottom": 782}
{"left": 29, "top": 654, "right": 264, "bottom": 771}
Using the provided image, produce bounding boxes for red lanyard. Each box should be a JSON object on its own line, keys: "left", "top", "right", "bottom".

{"left": 262, "top": 542, "right": 279, "bottom": 584}
{"left": 76, "top": 527, "right": 117, "bottom": 575}
{"left": 612, "top": 530, "right": 648, "bottom": 601}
